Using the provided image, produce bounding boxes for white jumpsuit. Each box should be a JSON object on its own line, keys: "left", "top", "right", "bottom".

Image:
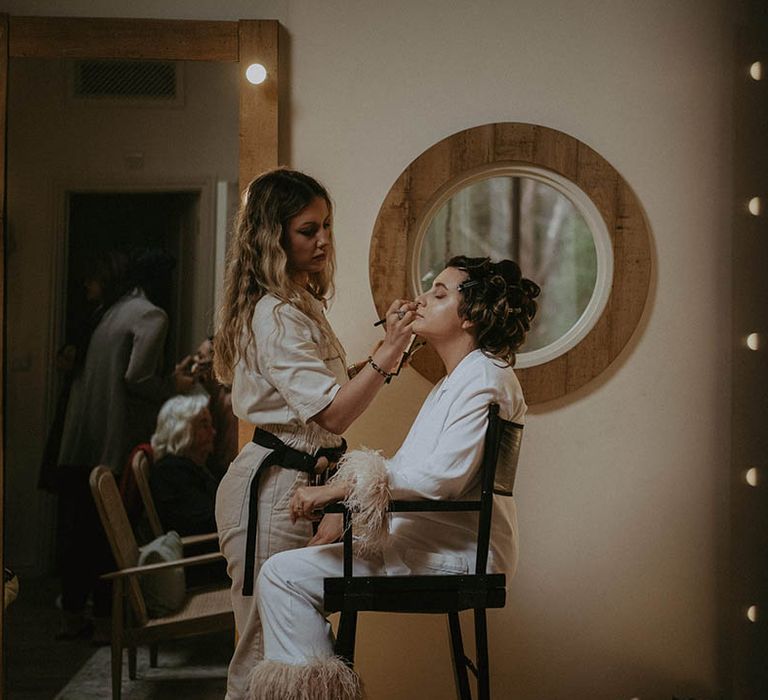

{"left": 215, "top": 294, "right": 347, "bottom": 700}
{"left": 251, "top": 349, "right": 526, "bottom": 698}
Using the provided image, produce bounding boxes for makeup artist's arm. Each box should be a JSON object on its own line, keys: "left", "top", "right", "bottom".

{"left": 310, "top": 299, "right": 417, "bottom": 435}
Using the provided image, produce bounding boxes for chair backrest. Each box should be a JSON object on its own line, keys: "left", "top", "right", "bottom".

{"left": 493, "top": 420, "right": 524, "bottom": 497}
{"left": 475, "top": 404, "right": 524, "bottom": 574}
{"left": 132, "top": 450, "right": 164, "bottom": 539}
{"left": 89, "top": 466, "right": 149, "bottom": 626}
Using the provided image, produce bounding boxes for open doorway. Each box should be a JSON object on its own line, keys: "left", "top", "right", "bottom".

{"left": 64, "top": 190, "right": 206, "bottom": 372}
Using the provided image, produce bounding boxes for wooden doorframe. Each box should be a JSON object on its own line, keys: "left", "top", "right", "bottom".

{"left": 0, "top": 15, "right": 279, "bottom": 688}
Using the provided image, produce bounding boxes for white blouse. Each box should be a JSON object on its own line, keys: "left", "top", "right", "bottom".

{"left": 231, "top": 294, "right": 347, "bottom": 454}
{"left": 383, "top": 349, "right": 526, "bottom": 577}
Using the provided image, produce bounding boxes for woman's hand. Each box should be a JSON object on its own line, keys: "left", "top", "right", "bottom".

{"left": 290, "top": 483, "right": 347, "bottom": 524}
{"left": 380, "top": 298, "right": 419, "bottom": 357}
{"left": 308, "top": 513, "right": 344, "bottom": 545}
{"left": 173, "top": 355, "right": 197, "bottom": 394}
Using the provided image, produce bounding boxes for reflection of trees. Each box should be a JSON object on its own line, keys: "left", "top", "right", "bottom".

{"left": 420, "top": 177, "right": 597, "bottom": 353}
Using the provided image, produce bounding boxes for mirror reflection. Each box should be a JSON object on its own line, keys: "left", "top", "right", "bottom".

{"left": 5, "top": 55, "right": 238, "bottom": 693}
{"left": 418, "top": 175, "right": 598, "bottom": 354}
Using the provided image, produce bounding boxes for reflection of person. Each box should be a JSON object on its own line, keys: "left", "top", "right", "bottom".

{"left": 58, "top": 248, "right": 193, "bottom": 475}
{"left": 54, "top": 248, "right": 193, "bottom": 639}
{"left": 212, "top": 168, "right": 415, "bottom": 700}
{"left": 39, "top": 251, "right": 132, "bottom": 492}
{"left": 249, "top": 256, "right": 540, "bottom": 698}
{"left": 149, "top": 393, "right": 219, "bottom": 536}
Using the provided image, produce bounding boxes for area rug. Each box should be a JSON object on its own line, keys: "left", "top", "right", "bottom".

{"left": 54, "top": 632, "right": 231, "bottom": 700}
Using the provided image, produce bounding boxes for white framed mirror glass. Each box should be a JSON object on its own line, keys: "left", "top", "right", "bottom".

{"left": 414, "top": 166, "right": 613, "bottom": 368}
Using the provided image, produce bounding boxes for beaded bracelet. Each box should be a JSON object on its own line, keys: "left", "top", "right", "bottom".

{"left": 367, "top": 355, "right": 392, "bottom": 381}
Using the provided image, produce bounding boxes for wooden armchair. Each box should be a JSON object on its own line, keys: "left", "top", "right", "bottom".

{"left": 324, "top": 403, "right": 523, "bottom": 700}
{"left": 131, "top": 449, "right": 219, "bottom": 549}
{"left": 89, "top": 466, "right": 234, "bottom": 700}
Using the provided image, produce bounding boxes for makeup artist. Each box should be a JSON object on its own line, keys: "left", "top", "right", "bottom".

{"left": 212, "top": 168, "right": 416, "bottom": 700}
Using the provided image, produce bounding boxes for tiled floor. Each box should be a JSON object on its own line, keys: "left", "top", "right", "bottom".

{"left": 4, "top": 576, "right": 230, "bottom": 699}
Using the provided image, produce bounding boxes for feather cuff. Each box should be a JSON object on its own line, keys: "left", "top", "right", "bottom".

{"left": 248, "top": 656, "right": 361, "bottom": 700}
{"left": 329, "top": 448, "right": 390, "bottom": 556}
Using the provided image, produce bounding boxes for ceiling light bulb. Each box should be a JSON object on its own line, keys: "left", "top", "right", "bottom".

{"left": 747, "top": 333, "right": 760, "bottom": 351}
{"left": 749, "top": 61, "right": 763, "bottom": 80}
{"left": 745, "top": 468, "right": 758, "bottom": 487}
{"left": 748, "top": 197, "right": 761, "bottom": 216}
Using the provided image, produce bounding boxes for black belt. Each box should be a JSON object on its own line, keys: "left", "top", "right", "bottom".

{"left": 241, "top": 429, "right": 347, "bottom": 596}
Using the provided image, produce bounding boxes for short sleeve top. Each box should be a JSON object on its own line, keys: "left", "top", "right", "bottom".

{"left": 230, "top": 294, "right": 347, "bottom": 451}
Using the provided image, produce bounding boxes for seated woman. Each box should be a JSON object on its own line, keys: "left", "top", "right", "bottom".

{"left": 250, "top": 255, "right": 540, "bottom": 700}
{"left": 149, "top": 393, "right": 219, "bottom": 536}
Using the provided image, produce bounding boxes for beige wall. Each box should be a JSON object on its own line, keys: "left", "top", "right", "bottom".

{"left": 0, "top": 1, "right": 733, "bottom": 698}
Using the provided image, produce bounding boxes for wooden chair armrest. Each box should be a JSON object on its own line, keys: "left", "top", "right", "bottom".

{"left": 100, "top": 551, "right": 224, "bottom": 580}
{"left": 180, "top": 532, "right": 219, "bottom": 547}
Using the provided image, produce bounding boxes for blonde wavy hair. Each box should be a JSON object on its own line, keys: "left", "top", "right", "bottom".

{"left": 214, "top": 168, "right": 337, "bottom": 385}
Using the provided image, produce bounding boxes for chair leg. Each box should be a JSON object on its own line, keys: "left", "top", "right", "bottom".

{"left": 448, "top": 612, "right": 472, "bottom": 700}
{"left": 334, "top": 611, "right": 358, "bottom": 665}
{"left": 149, "top": 644, "right": 158, "bottom": 668}
{"left": 128, "top": 646, "right": 137, "bottom": 680}
{"left": 474, "top": 609, "right": 490, "bottom": 700}
{"left": 111, "top": 579, "right": 124, "bottom": 700}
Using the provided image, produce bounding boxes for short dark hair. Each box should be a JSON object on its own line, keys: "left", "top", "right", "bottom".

{"left": 447, "top": 255, "right": 541, "bottom": 367}
{"left": 130, "top": 247, "right": 176, "bottom": 305}
{"left": 89, "top": 249, "right": 132, "bottom": 309}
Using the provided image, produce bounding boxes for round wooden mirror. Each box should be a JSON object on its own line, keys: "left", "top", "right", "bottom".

{"left": 369, "top": 122, "right": 652, "bottom": 404}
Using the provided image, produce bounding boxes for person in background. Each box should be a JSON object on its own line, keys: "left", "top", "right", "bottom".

{"left": 54, "top": 247, "right": 194, "bottom": 640}
{"left": 39, "top": 250, "right": 132, "bottom": 493}
{"left": 149, "top": 393, "right": 218, "bottom": 536}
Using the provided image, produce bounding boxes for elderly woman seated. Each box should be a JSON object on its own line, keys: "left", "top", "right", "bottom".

{"left": 149, "top": 393, "right": 219, "bottom": 536}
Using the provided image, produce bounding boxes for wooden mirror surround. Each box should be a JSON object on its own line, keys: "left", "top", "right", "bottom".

{"left": 370, "top": 122, "right": 652, "bottom": 405}
{"left": 0, "top": 14, "right": 279, "bottom": 686}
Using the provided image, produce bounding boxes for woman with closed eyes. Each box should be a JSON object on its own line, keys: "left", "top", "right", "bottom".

{"left": 249, "top": 255, "right": 540, "bottom": 699}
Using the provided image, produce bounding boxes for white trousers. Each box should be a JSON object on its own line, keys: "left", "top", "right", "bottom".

{"left": 256, "top": 543, "right": 385, "bottom": 664}
{"left": 216, "top": 444, "right": 313, "bottom": 700}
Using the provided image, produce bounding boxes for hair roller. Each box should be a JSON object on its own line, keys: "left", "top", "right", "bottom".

{"left": 489, "top": 274, "right": 507, "bottom": 293}
{"left": 448, "top": 254, "right": 540, "bottom": 367}
{"left": 521, "top": 277, "right": 541, "bottom": 300}
{"left": 494, "top": 259, "right": 522, "bottom": 285}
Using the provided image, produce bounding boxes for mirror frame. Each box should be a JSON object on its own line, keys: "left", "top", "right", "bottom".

{"left": 370, "top": 122, "right": 652, "bottom": 405}
{"left": 0, "top": 14, "right": 279, "bottom": 684}
{"left": 411, "top": 164, "right": 615, "bottom": 369}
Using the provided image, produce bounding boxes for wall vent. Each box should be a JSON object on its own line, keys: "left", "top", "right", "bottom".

{"left": 73, "top": 60, "right": 178, "bottom": 100}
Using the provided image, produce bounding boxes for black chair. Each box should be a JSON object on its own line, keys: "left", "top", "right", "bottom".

{"left": 324, "top": 403, "right": 523, "bottom": 700}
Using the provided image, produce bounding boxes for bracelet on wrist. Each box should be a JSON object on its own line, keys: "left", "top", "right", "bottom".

{"left": 367, "top": 355, "right": 393, "bottom": 381}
